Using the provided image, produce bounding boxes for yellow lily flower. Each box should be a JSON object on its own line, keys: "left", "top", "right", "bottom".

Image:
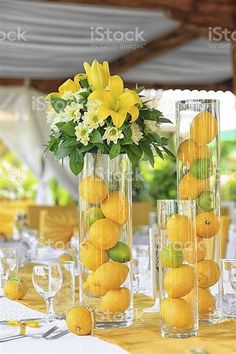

{"left": 88, "top": 75, "right": 141, "bottom": 128}
{"left": 74, "top": 73, "right": 87, "bottom": 86}
{"left": 58, "top": 79, "right": 80, "bottom": 95}
{"left": 84, "top": 59, "right": 110, "bottom": 91}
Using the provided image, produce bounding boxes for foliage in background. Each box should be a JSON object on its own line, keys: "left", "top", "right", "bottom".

{"left": 49, "top": 179, "right": 76, "bottom": 205}
{"left": 221, "top": 137, "right": 236, "bottom": 202}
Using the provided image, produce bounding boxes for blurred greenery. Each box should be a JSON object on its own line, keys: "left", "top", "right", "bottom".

{"left": 1, "top": 132, "right": 235, "bottom": 205}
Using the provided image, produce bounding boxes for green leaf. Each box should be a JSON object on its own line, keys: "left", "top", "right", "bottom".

{"left": 123, "top": 146, "right": 141, "bottom": 165}
{"left": 90, "top": 130, "right": 103, "bottom": 144}
{"left": 60, "top": 122, "right": 76, "bottom": 137}
{"left": 135, "top": 86, "right": 145, "bottom": 94}
{"left": 79, "top": 90, "right": 90, "bottom": 98}
{"left": 150, "top": 133, "right": 161, "bottom": 144}
{"left": 161, "top": 137, "right": 169, "bottom": 146}
{"left": 123, "top": 126, "right": 132, "bottom": 140}
{"left": 69, "top": 149, "right": 84, "bottom": 175}
{"left": 140, "top": 109, "right": 162, "bottom": 121}
{"left": 158, "top": 117, "right": 173, "bottom": 124}
{"left": 131, "top": 144, "right": 143, "bottom": 158}
{"left": 109, "top": 144, "right": 121, "bottom": 159}
{"left": 54, "top": 146, "right": 73, "bottom": 160}
{"left": 122, "top": 138, "right": 133, "bottom": 145}
{"left": 61, "top": 139, "right": 78, "bottom": 148}
{"left": 79, "top": 143, "right": 93, "bottom": 153}
{"left": 80, "top": 79, "right": 89, "bottom": 88}
{"left": 140, "top": 140, "right": 155, "bottom": 167}
{"left": 154, "top": 145, "right": 164, "bottom": 159}
{"left": 51, "top": 98, "right": 67, "bottom": 113}
{"left": 162, "top": 146, "right": 176, "bottom": 160}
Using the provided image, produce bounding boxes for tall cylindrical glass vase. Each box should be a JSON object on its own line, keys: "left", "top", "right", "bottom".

{"left": 78, "top": 153, "right": 133, "bottom": 329}
{"left": 176, "top": 99, "right": 221, "bottom": 323}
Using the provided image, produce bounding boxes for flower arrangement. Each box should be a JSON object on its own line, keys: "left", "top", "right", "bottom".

{"left": 45, "top": 60, "right": 173, "bottom": 175}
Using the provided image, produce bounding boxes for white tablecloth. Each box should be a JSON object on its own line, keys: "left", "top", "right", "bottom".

{"left": 0, "top": 298, "right": 126, "bottom": 354}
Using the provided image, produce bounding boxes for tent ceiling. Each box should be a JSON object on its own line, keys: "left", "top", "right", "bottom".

{"left": 0, "top": 0, "right": 234, "bottom": 90}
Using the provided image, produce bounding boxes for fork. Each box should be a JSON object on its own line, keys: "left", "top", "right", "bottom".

{"left": 45, "top": 329, "right": 70, "bottom": 340}
{"left": 0, "top": 325, "right": 59, "bottom": 343}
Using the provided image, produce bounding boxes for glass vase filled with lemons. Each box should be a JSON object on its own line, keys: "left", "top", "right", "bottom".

{"left": 158, "top": 200, "right": 199, "bottom": 338}
{"left": 78, "top": 152, "right": 133, "bottom": 328}
{"left": 176, "top": 99, "right": 221, "bottom": 323}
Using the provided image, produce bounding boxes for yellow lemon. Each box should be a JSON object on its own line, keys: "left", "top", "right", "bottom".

{"left": 79, "top": 176, "right": 108, "bottom": 204}
{"left": 166, "top": 214, "right": 194, "bottom": 244}
{"left": 182, "top": 236, "right": 206, "bottom": 264}
{"left": 178, "top": 139, "right": 211, "bottom": 166}
{"left": 83, "top": 280, "right": 108, "bottom": 297}
{"left": 164, "top": 264, "right": 195, "bottom": 297}
{"left": 87, "top": 261, "right": 129, "bottom": 291}
{"left": 4, "top": 278, "right": 27, "bottom": 300}
{"left": 58, "top": 253, "right": 73, "bottom": 263}
{"left": 66, "top": 305, "right": 94, "bottom": 335}
{"left": 196, "top": 211, "right": 220, "bottom": 239}
{"left": 101, "top": 192, "right": 129, "bottom": 225}
{"left": 89, "top": 218, "right": 119, "bottom": 250}
{"left": 179, "top": 173, "right": 209, "bottom": 199}
{"left": 161, "top": 298, "right": 194, "bottom": 329}
{"left": 101, "top": 288, "right": 130, "bottom": 313}
{"left": 185, "top": 287, "right": 215, "bottom": 315}
{"left": 197, "top": 259, "right": 220, "bottom": 288}
{"left": 80, "top": 241, "right": 108, "bottom": 271}
{"left": 190, "top": 111, "right": 217, "bottom": 146}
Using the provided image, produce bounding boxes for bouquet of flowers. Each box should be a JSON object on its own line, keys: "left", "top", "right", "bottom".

{"left": 45, "top": 60, "right": 173, "bottom": 175}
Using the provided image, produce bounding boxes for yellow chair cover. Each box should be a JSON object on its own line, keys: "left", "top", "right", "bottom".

{"left": 39, "top": 208, "right": 78, "bottom": 248}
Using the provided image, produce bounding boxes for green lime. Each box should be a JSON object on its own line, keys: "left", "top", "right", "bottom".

{"left": 108, "top": 242, "right": 131, "bottom": 263}
{"left": 160, "top": 244, "right": 183, "bottom": 268}
{"left": 197, "top": 191, "right": 215, "bottom": 212}
{"left": 84, "top": 207, "right": 104, "bottom": 227}
{"left": 190, "top": 158, "right": 213, "bottom": 179}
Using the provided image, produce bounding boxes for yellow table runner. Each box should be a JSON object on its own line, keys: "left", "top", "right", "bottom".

{"left": 19, "top": 264, "right": 236, "bottom": 354}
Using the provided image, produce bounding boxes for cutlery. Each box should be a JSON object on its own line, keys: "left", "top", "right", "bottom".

{"left": 0, "top": 325, "right": 59, "bottom": 342}
{"left": 0, "top": 317, "right": 46, "bottom": 325}
{"left": 45, "top": 329, "right": 70, "bottom": 340}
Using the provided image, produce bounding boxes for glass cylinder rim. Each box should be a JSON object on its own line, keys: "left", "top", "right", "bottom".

{"left": 157, "top": 199, "right": 196, "bottom": 204}
{"left": 33, "top": 262, "right": 60, "bottom": 269}
{"left": 176, "top": 99, "right": 220, "bottom": 106}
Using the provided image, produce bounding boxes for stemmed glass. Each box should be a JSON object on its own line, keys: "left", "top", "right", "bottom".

{"left": 0, "top": 247, "right": 18, "bottom": 296}
{"left": 32, "top": 263, "right": 63, "bottom": 322}
{"left": 229, "top": 262, "right": 236, "bottom": 291}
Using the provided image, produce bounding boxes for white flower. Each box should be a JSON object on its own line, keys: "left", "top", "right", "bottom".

{"left": 64, "top": 102, "right": 83, "bottom": 122}
{"left": 75, "top": 123, "right": 92, "bottom": 146}
{"left": 130, "top": 123, "right": 143, "bottom": 145}
{"left": 144, "top": 120, "right": 161, "bottom": 134}
{"left": 103, "top": 127, "right": 124, "bottom": 145}
{"left": 61, "top": 91, "right": 75, "bottom": 100}
{"left": 73, "top": 88, "right": 89, "bottom": 102}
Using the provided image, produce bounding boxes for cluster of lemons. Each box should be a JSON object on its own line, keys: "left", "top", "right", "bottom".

{"left": 161, "top": 213, "right": 220, "bottom": 330}
{"left": 78, "top": 176, "right": 131, "bottom": 316}
{"left": 161, "top": 111, "right": 221, "bottom": 329}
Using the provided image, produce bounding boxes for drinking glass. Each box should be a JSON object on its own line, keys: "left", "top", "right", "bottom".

{"left": 53, "top": 261, "right": 75, "bottom": 319}
{"left": 220, "top": 259, "right": 236, "bottom": 318}
{"left": 0, "top": 247, "right": 18, "bottom": 296}
{"left": 157, "top": 200, "right": 199, "bottom": 338}
{"left": 32, "top": 263, "right": 63, "bottom": 321}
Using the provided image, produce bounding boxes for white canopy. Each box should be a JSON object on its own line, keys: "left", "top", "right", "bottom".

{"left": 0, "top": 0, "right": 232, "bottom": 84}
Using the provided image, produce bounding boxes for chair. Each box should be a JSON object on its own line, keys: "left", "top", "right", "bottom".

{"left": 39, "top": 206, "right": 78, "bottom": 249}
{"left": 132, "top": 201, "right": 153, "bottom": 229}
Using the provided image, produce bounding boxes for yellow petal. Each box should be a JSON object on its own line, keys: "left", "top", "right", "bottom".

{"left": 45, "top": 92, "right": 61, "bottom": 101}
{"left": 83, "top": 62, "right": 91, "bottom": 77}
{"left": 108, "top": 75, "right": 124, "bottom": 101}
{"left": 102, "top": 61, "right": 110, "bottom": 78}
{"left": 128, "top": 106, "right": 140, "bottom": 122}
{"left": 89, "top": 90, "right": 113, "bottom": 108}
{"left": 111, "top": 110, "right": 127, "bottom": 128}
{"left": 58, "top": 79, "right": 79, "bottom": 95}
{"left": 97, "top": 105, "right": 113, "bottom": 120}
{"left": 91, "top": 60, "right": 108, "bottom": 91}
{"left": 74, "top": 73, "right": 86, "bottom": 86}
{"left": 117, "top": 90, "right": 141, "bottom": 110}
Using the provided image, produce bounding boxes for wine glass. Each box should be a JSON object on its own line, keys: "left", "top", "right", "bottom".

{"left": 229, "top": 261, "right": 236, "bottom": 291}
{"left": 0, "top": 247, "right": 18, "bottom": 296}
{"left": 32, "top": 263, "right": 63, "bottom": 321}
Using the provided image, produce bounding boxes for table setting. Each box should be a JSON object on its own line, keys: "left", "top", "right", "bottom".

{"left": 0, "top": 57, "right": 235, "bottom": 354}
